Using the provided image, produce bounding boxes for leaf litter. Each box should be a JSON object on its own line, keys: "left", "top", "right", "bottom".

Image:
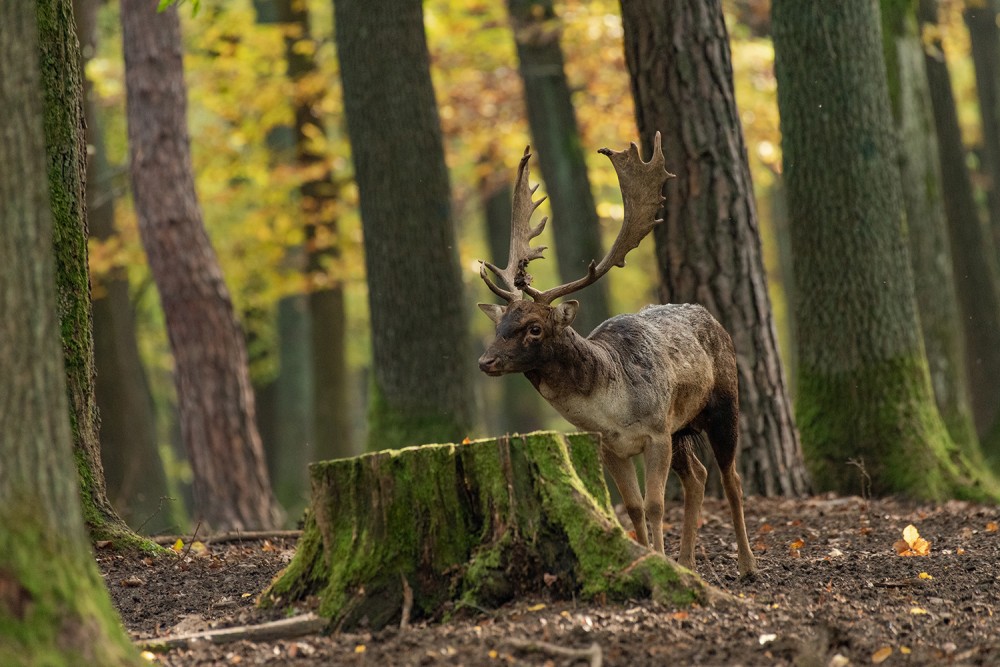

{"left": 98, "top": 495, "right": 1000, "bottom": 666}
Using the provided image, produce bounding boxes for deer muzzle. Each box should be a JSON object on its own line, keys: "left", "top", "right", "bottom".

{"left": 478, "top": 352, "right": 505, "bottom": 376}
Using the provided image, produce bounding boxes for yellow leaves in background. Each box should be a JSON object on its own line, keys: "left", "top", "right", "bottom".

{"left": 871, "top": 646, "right": 893, "bottom": 664}
{"left": 894, "top": 524, "right": 931, "bottom": 557}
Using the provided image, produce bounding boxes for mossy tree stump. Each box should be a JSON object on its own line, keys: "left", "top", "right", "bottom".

{"left": 262, "top": 431, "right": 714, "bottom": 629}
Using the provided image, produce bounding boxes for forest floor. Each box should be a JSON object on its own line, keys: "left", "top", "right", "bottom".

{"left": 99, "top": 494, "right": 1000, "bottom": 666}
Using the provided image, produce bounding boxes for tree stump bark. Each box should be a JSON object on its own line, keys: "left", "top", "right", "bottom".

{"left": 262, "top": 432, "right": 714, "bottom": 630}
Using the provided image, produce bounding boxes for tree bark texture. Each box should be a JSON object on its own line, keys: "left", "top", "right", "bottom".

{"left": 74, "top": 0, "right": 169, "bottom": 529}
{"left": 0, "top": 4, "right": 140, "bottom": 662}
{"left": 261, "top": 432, "right": 710, "bottom": 630}
{"left": 507, "top": 0, "right": 611, "bottom": 335}
{"left": 618, "top": 0, "right": 809, "bottom": 496}
{"left": 772, "top": 0, "right": 997, "bottom": 498}
{"left": 334, "top": 0, "right": 476, "bottom": 450}
{"left": 37, "top": 0, "right": 148, "bottom": 544}
{"left": 276, "top": 0, "right": 354, "bottom": 461}
{"left": 964, "top": 0, "right": 1000, "bottom": 257}
{"left": 880, "top": 0, "right": 984, "bottom": 462}
{"left": 920, "top": 0, "right": 1000, "bottom": 458}
{"left": 121, "top": 0, "right": 282, "bottom": 530}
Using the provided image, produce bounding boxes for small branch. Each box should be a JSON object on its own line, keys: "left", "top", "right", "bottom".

{"left": 151, "top": 529, "right": 303, "bottom": 546}
{"left": 181, "top": 521, "right": 203, "bottom": 559}
{"left": 400, "top": 574, "right": 413, "bottom": 630}
{"left": 505, "top": 638, "right": 603, "bottom": 667}
{"left": 136, "top": 613, "right": 327, "bottom": 652}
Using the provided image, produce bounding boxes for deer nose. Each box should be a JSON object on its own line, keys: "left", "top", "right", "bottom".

{"left": 478, "top": 354, "right": 502, "bottom": 375}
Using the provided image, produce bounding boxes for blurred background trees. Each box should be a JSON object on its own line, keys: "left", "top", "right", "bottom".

{"left": 76, "top": 0, "right": 1000, "bottom": 531}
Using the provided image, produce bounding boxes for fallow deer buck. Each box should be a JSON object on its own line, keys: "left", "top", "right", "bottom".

{"left": 476, "top": 134, "right": 757, "bottom": 578}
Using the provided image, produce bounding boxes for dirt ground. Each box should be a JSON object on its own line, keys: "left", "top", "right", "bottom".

{"left": 99, "top": 495, "right": 1000, "bottom": 666}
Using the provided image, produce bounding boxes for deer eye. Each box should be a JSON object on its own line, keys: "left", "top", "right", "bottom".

{"left": 528, "top": 325, "right": 543, "bottom": 336}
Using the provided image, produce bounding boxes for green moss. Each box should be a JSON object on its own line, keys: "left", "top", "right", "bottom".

{"left": 797, "top": 354, "right": 1000, "bottom": 501}
{"left": 0, "top": 504, "right": 140, "bottom": 666}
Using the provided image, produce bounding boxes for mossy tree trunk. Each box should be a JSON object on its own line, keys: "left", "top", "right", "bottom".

{"left": 334, "top": 0, "right": 476, "bottom": 450}
{"left": 919, "top": 0, "right": 1000, "bottom": 462}
{"left": 618, "top": 0, "right": 809, "bottom": 497}
{"left": 0, "top": 3, "right": 141, "bottom": 662}
{"left": 37, "top": 0, "right": 156, "bottom": 546}
{"left": 263, "top": 432, "right": 710, "bottom": 629}
{"left": 772, "top": 0, "right": 999, "bottom": 499}
{"left": 880, "top": 0, "right": 985, "bottom": 465}
{"left": 506, "top": 0, "right": 611, "bottom": 336}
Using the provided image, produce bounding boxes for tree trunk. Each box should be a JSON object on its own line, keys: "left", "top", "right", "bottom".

{"left": 507, "top": 0, "right": 610, "bottom": 335}
{"left": 772, "top": 0, "right": 997, "bottom": 498}
{"left": 880, "top": 0, "right": 984, "bottom": 462}
{"left": 276, "top": 0, "right": 354, "bottom": 461}
{"left": 618, "top": 0, "right": 809, "bottom": 496}
{"left": 920, "top": 0, "right": 1000, "bottom": 459}
{"left": 261, "top": 432, "right": 711, "bottom": 630}
{"left": 73, "top": 0, "right": 169, "bottom": 530}
{"left": 964, "top": 0, "right": 1000, "bottom": 258}
{"left": 121, "top": 0, "right": 282, "bottom": 530}
{"left": 0, "top": 4, "right": 140, "bottom": 662}
{"left": 37, "top": 0, "right": 152, "bottom": 545}
{"left": 334, "top": 0, "right": 476, "bottom": 450}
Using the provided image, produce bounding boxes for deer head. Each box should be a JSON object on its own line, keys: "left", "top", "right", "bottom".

{"left": 477, "top": 133, "right": 674, "bottom": 376}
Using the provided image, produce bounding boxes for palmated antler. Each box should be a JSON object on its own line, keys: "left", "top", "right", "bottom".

{"left": 479, "top": 146, "right": 549, "bottom": 302}
{"left": 479, "top": 133, "right": 673, "bottom": 304}
{"left": 526, "top": 132, "right": 674, "bottom": 304}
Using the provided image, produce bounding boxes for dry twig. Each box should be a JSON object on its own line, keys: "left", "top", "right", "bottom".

{"left": 136, "top": 613, "right": 326, "bottom": 652}
{"left": 505, "top": 638, "right": 603, "bottom": 667}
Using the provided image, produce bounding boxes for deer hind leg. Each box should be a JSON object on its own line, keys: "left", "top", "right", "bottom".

{"left": 602, "top": 446, "right": 648, "bottom": 547}
{"left": 642, "top": 437, "right": 673, "bottom": 554}
{"left": 670, "top": 431, "right": 708, "bottom": 571}
{"left": 705, "top": 395, "right": 759, "bottom": 578}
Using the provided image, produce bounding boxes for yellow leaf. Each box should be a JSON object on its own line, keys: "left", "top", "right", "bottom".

{"left": 172, "top": 538, "right": 184, "bottom": 552}
{"left": 355, "top": 645, "right": 366, "bottom": 654}
{"left": 461, "top": 436, "right": 472, "bottom": 444}
{"left": 902, "top": 524, "right": 920, "bottom": 545}
{"left": 918, "top": 572, "right": 933, "bottom": 580}
{"left": 957, "top": 547, "right": 966, "bottom": 555}
{"left": 527, "top": 603, "right": 546, "bottom": 612}
{"left": 872, "top": 646, "right": 893, "bottom": 663}
{"left": 140, "top": 651, "right": 157, "bottom": 661}
{"left": 986, "top": 521, "right": 998, "bottom": 532}
{"left": 910, "top": 606, "right": 928, "bottom": 615}
{"left": 790, "top": 538, "right": 805, "bottom": 549}
{"left": 900, "top": 646, "right": 911, "bottom": 655}
{"left": 488, "top": 650, "right": 499, "bottom": 659}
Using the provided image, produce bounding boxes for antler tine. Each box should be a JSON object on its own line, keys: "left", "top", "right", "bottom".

{"left": 479, "top": 146, "right": 549, "bottom": 302}
{"left": 531, "top": 132, "right": 674, "bottom": 305}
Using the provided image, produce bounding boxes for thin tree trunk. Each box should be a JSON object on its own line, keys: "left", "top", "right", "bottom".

{"left": 964, "top": 0, "right": 1000, "bottom": 257}
{"left": 0, "top": 3, "right": 140, "bottom": 661}
{"left": 772, "top": 0, "right": 997, "bottom": 498}
{"left": 920, "top": 0, "right": 1000, "bottom": 458}
{"left": 37, "top": 0, "right": 150, "bottom": 545}
{"left": 121, "top": 0, "right": 282, "bottom": 530}
{"left": 618, "top": 0, "right": 809, "bottom": 496}
{"left": 276, "top": 0, "right": 354, "bottom": 461}
{"left": 880, "top": 0, "right": 983, "bottom": 461}
{"left": 335, "top": 0, "right": 476, "bottom": 450}
{"left": 507, "top": 0, "right": 610, "bottom": 335}
{"left": 73, "top": 0, "right": 169, "bottom": 530}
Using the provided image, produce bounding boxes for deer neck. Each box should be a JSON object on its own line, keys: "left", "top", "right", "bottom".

{"left": 525, "top": 328, "right": 609, "bottom": 400}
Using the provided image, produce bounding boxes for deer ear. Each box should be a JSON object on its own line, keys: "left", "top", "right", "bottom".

{"left": 551, "top": 300, "right": 579, "bottom": 331}
{"left": 478, "top": 303, "right": 506, "bottom": 324}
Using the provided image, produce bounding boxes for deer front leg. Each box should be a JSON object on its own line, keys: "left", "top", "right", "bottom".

{"left": 642, "top": 440, "right": 672, "bottom": 554}
{"left": 602, "top": 447, "right": 647, "bottom": 547}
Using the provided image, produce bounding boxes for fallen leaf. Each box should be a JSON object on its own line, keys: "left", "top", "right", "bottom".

{"left": 140, "top": 651, "right": 156, "bottom": 661}
{"left": 871, "top": 646, "right": 893, "bottom": 663}
{"left": 790, "top": 538, "right": 805, "bottom": 549}
{"left": 527, "top": 603, "right": 546, "bottom": 612}
{"left": 759, "top": 523, "right": 774, "bottom": 534}
{"left": 900, "top": 646, "right": 911, "bottom": 655}
{"left": 542, "top": 573, "right": 558, "bottom": 587}
{"left": 986, "top": 521, "right": 998, "bottom": 532}
{"left": 355, "top": 645, "right": 366, "bottom": 654}
{"left": 172, "top": 538, "right": 184, "bottom": 552}
{"left": 956, "top": 547, "right": 966, "bottom": 555}
{"left": 488, "top": 649, "right": 499, "bottom": 659}
{"left": 758, "top": 633, "right": 777, "bottom": 645}
{"left": 121, "top": 576, "right": 144, "bottom": 588}
{"left": 895, "top": 524, "right": 931, "bottom": 556}
{"left": 671, "top": 611, "right": 689, "bottom": 621}
{"left": 918, "top": 572, "right": 933, "bottom": 580}
{"left": 910, "top": 606, "right": 928, "bottom": 615}
{"left": 95, "top": 540, "right": 112, "bottom": 549}
{"left": 461, "top": 436, "right": 472, "bottom": 444}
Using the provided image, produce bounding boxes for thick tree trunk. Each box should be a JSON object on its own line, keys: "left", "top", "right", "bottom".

{"left": 507, "top": 0, "right": 610, "bottom": 335}
{"left": 880, "top": 1, "right": 984, "bottom": 462}
{"left": 121, "top": 0, "right": 282, "bottom": 530}
{"left": 73, "top": 0, "right": 169, "bottom": 529}
{"left": 618, "top": 0, "right": 809, "bottom": 496}
{"left": 772, "top": 0, "right": 997, "bottom": 498}
{"left": 262, "top": 432, "right": 711, "bottom": 629}
{"left": 920, "top": 0, "right": 1000, "bottom": 459}
{"left": 276, "top": 0, "right": 354, "bottom": 461}
{"left": 0, "top": 4, "right": 140, "bottom": 662}
{"left": 37, "top": 0, "right": 152, "bottom": 545}
{"left": 335, "top": 0, "right": 476, "bottom": 450}
{"left": 964, "top": 0, "right": 1000, "bottom": 257}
